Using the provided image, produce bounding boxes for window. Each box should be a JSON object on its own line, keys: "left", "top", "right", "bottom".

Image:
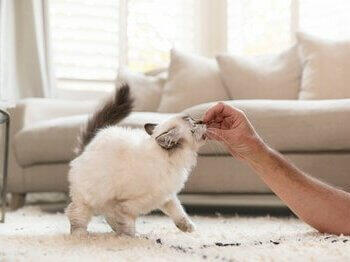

{"left": 48, "top": 0, "right": 196, "bottom": 91}
{"left": 127, "top": 0, "right": 196, "bottom": 72}
{"left": 299, "top": 0, "right": 350, "bottom": 39}
{"left": 227, "top": 0, "right": 293, "bottom": 55}
{"left": 48, "top": 0, "right": 350, "bottom": 92}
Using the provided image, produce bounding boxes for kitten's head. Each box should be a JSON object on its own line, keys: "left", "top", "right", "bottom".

{"left": 144, "top": 115, "right": 207, "bottom": 152}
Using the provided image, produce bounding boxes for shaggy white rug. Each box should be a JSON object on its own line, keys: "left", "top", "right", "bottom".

{"left": 0, "top": 206, "right": 349, "bottom": 262}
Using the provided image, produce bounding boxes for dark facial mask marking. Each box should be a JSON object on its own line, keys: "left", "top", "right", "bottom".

{"left": 155, "top": 127, "right": 181, "bottom": 150}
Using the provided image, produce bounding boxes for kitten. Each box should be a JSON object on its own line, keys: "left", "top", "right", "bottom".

{"left": 66, "top": 84, "right": 207, "bottom": 236}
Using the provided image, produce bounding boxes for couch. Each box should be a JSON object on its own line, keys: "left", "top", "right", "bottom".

{"left": 7, "top": 33, "right": 350, "bottom": 208}
{"left": 7, "top": 98, "right": 350, "bottom": 208}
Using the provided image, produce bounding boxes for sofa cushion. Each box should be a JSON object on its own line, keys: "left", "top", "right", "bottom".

{"left": 157, "top": 49, "right": 230, "bottom": 113}
{"left": 183, "top": 99, "right": 350, "bottom": 155}
{"left": 297, "top": 33, "right": 350, "bottom": 99}
{"left": 15, "top": 112, "right": 174, "bottom": 167}
{"left": 117, "top": 67, "right": 166, "bottom": 111}
{"left": 216, "top": 46, "right": 301, "bottom": 100}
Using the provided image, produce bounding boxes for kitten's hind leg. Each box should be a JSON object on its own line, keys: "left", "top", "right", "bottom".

{"left": 105, "top": 208, "right": 136, "bottom": 237}
{"left": 160, "top": 195, "right": 195, "bottom": 233}
{"left": 66, "top": 201, "right": 92, "bottom": 236}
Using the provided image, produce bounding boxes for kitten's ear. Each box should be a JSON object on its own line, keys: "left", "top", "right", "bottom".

{"left": 156, "top": 128, "right": 181, "bottom": 150}
{"left": 144, "top": 123, "right": 157, "bottom": 135}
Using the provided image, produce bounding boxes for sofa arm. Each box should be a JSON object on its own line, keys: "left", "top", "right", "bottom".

{"left": 183, "top": 98, "right": 350, "bottom": 154}
{"left": 5, "top": 98, "right": 97, "bottom": 193}
{"left": 12, "top": 98, "right": 98, "bottom": 128}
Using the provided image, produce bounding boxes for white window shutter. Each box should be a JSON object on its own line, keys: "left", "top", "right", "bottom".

{"left": 127, "top": 0, "right": 197, "bottom": 72}
{"left": 49, "top": 0, "right": 120, "bottom": 82}
{"left": 49, "top": 0, "right": 198, "bottom": 90}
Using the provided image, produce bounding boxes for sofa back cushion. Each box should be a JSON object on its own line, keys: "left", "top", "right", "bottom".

{"left": 14, "top": 112, "right": 175, "bottom": 167}
{"left": 216, "top": 46, "right": 302, "bottom": 100}
{"left": 297, "top": 33, "right": 350, "bottom": 99}
{"left": 182, "top": 99, "right": 350, "bottom": 155}
{"left": 117, "top": 67, "right": 166, "bottom": 112}
{"left": 157, "top": 49, "right": 230, "bottom": 113}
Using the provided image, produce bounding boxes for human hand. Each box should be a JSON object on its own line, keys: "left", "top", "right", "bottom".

{"left": 203, "top": 102, "right": 267, "bottom": 162}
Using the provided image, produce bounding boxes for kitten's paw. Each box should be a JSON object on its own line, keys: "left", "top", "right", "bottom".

{"left": 175, "top": 217, "right": 195, "bottom": 233}
{"left": 71, "top": 228, "right": 88, "bottom": 236}
{"left": 116, "top": 227, "right": 136, "bottom": 238}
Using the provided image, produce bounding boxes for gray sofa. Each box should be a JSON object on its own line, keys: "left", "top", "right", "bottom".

{"left": 7, "top": 97, "right": 350, "bottom": 208}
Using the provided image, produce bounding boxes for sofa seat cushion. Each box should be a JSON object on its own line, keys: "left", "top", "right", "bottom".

{"left": 183, "top": 99, "right": 350, "bottom": 155}
{"left": 15, "top": 112, "right": 174, "bottom": 167}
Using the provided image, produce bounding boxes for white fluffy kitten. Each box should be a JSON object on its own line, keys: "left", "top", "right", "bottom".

{"left": 66, "top": 84, "right": 206, "bottom": 236}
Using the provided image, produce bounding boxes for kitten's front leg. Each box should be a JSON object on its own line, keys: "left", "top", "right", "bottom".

{"left": 160, "top": 195, "right": 195, "bottom": 233}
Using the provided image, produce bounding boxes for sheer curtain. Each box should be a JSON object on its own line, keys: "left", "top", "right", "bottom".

{"left": 0, "top": 0, "right": 55, "bottom": 100}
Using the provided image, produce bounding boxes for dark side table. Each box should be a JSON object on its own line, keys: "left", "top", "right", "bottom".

{"left": 0, "top": 109, "right": 9, "bottom": 223}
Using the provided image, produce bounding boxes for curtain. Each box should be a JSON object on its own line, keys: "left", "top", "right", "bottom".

{"left": 0, "top": 0, "right": 55, "bottom": 100}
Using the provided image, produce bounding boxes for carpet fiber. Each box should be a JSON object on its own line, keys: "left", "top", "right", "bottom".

{"left": 0, "top": 206, "right": 349, "bottom": 261}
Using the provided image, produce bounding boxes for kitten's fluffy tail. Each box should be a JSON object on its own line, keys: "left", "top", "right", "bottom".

{"left": 75, "top": 83, "right": 133, "bottom": 155}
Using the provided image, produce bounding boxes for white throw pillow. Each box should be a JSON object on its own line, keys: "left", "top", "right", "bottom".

{"left": 117, "top": 67, "right": 165, "bottom": 112}
{"left": 157, "top": 49, "right": 230, "bottom": 113}
{"left": 297, "top": 33, "right": 350, "bottom": 99}
{"left": 216, "top": 46, "right": 302, "bottom": 99}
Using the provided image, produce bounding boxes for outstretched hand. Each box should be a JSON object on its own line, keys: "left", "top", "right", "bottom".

{"left": 203, "top": 102, "right": 266, "bottom": 161}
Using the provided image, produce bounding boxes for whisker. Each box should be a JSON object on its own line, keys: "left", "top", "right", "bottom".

{"left": 202, "top": 130, "right": 229, "bottom": 157}
{"left": 205, "top": 129, "right": 232, "bottom": 155}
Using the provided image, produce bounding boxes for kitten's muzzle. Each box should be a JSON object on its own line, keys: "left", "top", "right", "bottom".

{"left": 197, "top": 123, "right": 207, "bottom": 141}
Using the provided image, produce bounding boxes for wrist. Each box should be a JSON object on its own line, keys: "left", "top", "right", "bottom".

{"left": 244, "top": 138, "right": 272, "bottom": 166}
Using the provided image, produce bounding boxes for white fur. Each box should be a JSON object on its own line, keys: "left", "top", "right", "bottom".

{"left": 66, "top": 115, "right": 206, "bottom": 236}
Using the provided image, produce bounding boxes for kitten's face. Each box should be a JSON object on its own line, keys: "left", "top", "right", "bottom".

{"left": 144, "top": 115, "right": 207, "bottom": 151}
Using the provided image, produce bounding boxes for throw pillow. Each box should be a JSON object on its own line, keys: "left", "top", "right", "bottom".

{"left": 157, "top": 49, "right": 230, "bottom": 113}
{"left": 216, "top": 46, "right": 302, "bottom": 99}
{"left": 297, "top": 32, "right": 350, "bottom": 99}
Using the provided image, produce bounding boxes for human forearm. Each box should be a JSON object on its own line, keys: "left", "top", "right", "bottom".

{"left": 246, "top": 146, "right": 350, "bottom": 235}
{"left": 204, "top": 103, "right": 350, "bottom": 235}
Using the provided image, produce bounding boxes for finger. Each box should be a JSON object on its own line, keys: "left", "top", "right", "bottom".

{"left": 203, "top": 102, "right": 225, "bottom": 123}
{"left": 221, "top": 104, "right": 241, "bottom": 117}
{"left": 203, "top": 102, "right": 242, "bottom": 124}
{"left": 205, "top": 121, "right": 221, "bottom": 129}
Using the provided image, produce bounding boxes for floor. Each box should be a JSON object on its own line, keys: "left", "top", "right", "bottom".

{"left": 0, "top": 200, "right": 349, "bottom": 262}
